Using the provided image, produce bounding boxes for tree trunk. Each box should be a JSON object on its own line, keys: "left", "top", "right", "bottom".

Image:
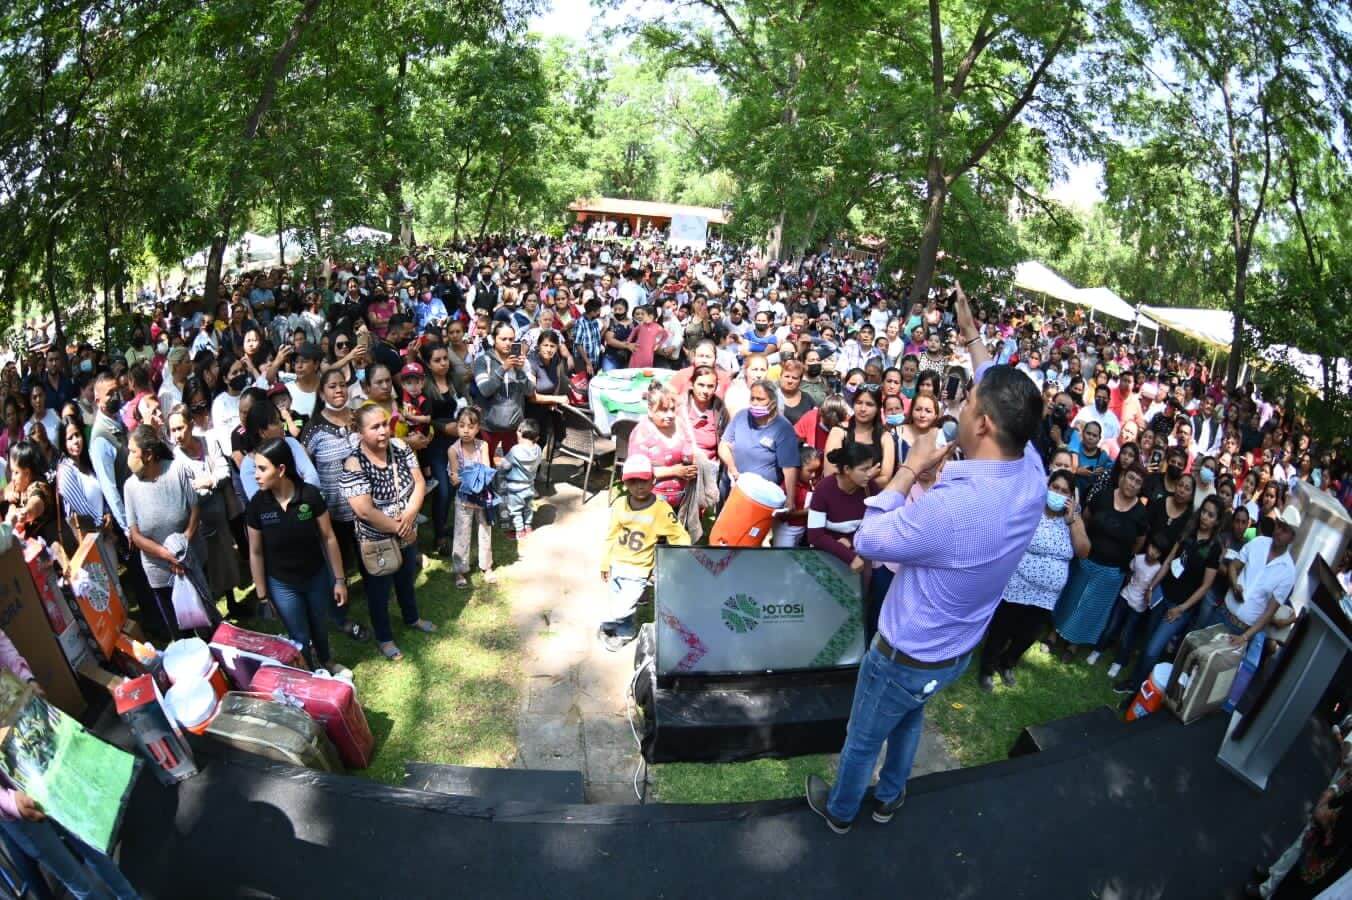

{"left": 1226, "top": 259, "right": 1247, "bottom": 389}
{"left": 766, "top": 209, "right": 787, "bottom": 262}
{"left": 384, "top": 176, "right": 414, "bottom": 246}
{"left": 202, "top": 0, "right": 323, "bottom": 304}
{"left": 45, "top": 233, "right": 63, "bottom": 349}
{"left": 907, "top": 177, "right": 948, "bottom": 307}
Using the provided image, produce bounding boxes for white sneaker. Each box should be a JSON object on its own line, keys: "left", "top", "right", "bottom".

{"left": 1107, "top": 663, "right": 1121, "bottom": 679}
{"left": 1085, "top": 651, "right": 1101, "bottom": 666}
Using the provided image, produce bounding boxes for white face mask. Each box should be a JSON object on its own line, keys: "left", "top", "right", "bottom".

{"left": 155, "top": 340, "right": 168, "bottom": 355}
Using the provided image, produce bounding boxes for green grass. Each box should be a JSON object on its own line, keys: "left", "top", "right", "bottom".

{"left": 656, "top": 756, "right": 834, "bottom": 803}
{"left": 653, "top": 641, "right": 1122, "bottom": 803}
{"left": 928, "top": 643, "right": 1122, "bottom": 766}
{"left": 224, "top": 529, "right": 522, "bottom": 786}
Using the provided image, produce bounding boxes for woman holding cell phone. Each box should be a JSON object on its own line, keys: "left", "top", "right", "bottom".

{"left": 471, "top": 321, "right": 536, "bottom": 460}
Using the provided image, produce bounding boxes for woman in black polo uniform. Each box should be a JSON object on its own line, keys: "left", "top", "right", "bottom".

{"left": 245, "top": 437, "right": 349, "bottom": 672}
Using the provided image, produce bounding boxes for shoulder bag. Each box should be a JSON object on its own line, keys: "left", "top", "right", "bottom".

{"left": 357, "top": 445, "right": 413, "bottom": 576}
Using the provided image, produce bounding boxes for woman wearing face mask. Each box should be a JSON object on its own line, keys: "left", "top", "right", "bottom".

{"left": 881, "top": 393, "right": 906, "bottom": 438}
{"left": 125, "top": 325, "right": 154, "bottom": 369}
{"left": 168, "top": 403, "right": 241, "bottom": 612}
{"left": 896, "top": 393, "right": 939, "bottom": 466}
{"left": 601, "top": 299, "right": 635, "bottom": 372}
{"left": 799, "top": 348, "right": 830, "bottom": 406}
{"left": 978, "top": 469, "right": 1090, "bottom": 691}
{"left": 124, "top": 426, "right": 205, "bottom": 638}
{"left": 777, "top": 359, "right": 816, "bottom": 426}
{"left": 212, "top": 355, "right": 251, "bottom": 433}
{"left": 1052, "top": 463, "right": 1149, "bottom": 660}
{"left": 719, "top": 380, "right": 800, "bottom": 517}
{"left": 1193, "top": 455, "right": 1219, "bottom": 510}
{"left": 298, "top": 369, "right": 369, "bottom": 641}
{"left": 839, "top": 368, "right": 865, "bottom": 406}
{"left": 822, "top": 385, "right": 894, "bottom": 491}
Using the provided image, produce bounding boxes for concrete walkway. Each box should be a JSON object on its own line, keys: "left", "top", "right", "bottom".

{"left": 505, "top": 476, "right": 957, "bottom": 804}
{"left": 507, "top": 480, "right": 647, "bottom": 803}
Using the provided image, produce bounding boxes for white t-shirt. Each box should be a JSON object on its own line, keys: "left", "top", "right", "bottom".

{"left": 1225, "top": 536, "right": 1296, "bottom": 625}
{"left": 287, "top": 381, "right": 317, "bottom": 419}
{"left": 1122, "top": 553, "right": 1163, "bottom": 612}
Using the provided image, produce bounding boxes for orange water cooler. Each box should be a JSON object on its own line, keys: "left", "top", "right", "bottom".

{"left": 709, "top": 473, "right": 786, "bottom": 547}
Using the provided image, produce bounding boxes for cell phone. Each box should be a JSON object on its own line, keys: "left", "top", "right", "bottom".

{"left": 510, "top": 341, "right": 523, "bottom": 357}
{"left": 1149, "top": 449, "right": 1164, "bottom": 467}
{"left": 945, "top": 374, "right": 962, "bottom": 399}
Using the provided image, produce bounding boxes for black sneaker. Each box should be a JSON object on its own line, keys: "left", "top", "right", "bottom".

{"left": 871, "top": 792, "right": 905, "bottom": 824}
{"left": 804, "top": 775, "right": 851, "bottom": 834}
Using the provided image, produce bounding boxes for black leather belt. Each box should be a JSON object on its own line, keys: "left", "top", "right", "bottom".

{"left": 872, "top": 633, "right": 962, "bottom": 670}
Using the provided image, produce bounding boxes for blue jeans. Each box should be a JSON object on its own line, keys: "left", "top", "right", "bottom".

{"left": 828, "top": 642, "right": 970, "bottom": 821}
{"left": 427, "top": 447, "right": 453, "bottom": 542}
{"left": 1097, "top": 593, "right": 1150, "bottom": 663}
{"left": 1123, "top": 596, "right": 1196, "bottom": 689}
{"left": 362, "top": 543, "right": 422, "bottom": 644}
{"left": 268, "top": 568, "right": 334, "bottom": 668}
{"left": 0, "top": 817, "right": 138, "bottom": 900}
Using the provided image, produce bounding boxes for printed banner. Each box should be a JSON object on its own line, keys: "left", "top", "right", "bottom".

{"left": 654, "top": 547, "right": 864, "bottom": 675}
{"left": 0, "top": 672, "right": 139, "bottom": 854}
{"left": 667, "top": 214, "right": 709, "bottom": 249}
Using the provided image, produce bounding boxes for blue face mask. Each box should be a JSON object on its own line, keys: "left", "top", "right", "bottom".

{"left": 79, "top": 359, "right": 93, "bottom": 373}
{"left": 1045, "top": 490, "right": 1069, "bottom": 513}
{"left": 1199, "top": 467, "right": 1215, "bottom": 485}
{"left": 885, "top": 413, "right": 904, "bottom": 427}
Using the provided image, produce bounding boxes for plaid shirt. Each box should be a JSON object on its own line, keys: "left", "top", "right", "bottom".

{"left": 572, "top": 314, "right": 603, "bottom": 368}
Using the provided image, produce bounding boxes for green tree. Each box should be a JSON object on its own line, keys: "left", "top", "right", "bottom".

{"left": 1106, "top": 0, "right": 1349, "bottom": 386}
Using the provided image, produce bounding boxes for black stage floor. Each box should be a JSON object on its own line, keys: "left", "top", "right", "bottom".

{"left": 117, "top": 712, "right": 1337, "bottom": 899}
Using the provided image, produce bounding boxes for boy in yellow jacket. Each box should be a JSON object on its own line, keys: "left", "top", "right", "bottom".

{"left": 600, "top": 453, "right": 690, "bottom": 651}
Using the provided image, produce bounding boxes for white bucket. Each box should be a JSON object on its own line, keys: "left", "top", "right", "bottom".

{"left": 166, "top": 676, "right": 219, "bottom": 734}
{"left": 163, "top": 638, "right": 213, "bottom": 685}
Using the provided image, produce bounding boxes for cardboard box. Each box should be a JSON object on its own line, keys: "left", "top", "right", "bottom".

{"left": 113, "top": 674, "right": 198, "bottom": 785}
{"left": 23, "top": 540, "right": 90, "bottom": 670}
{"left": 0, "top": 545, "right": 85, "bottom": 718}
{"left": 65, "top": 534, "right": 128, "bottom": 659}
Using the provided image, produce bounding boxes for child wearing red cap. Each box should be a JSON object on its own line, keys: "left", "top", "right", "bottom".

{"left": 598, "top": 453, "right": 690, "bottom": 651}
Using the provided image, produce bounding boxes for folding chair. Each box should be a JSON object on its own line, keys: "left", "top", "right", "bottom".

{"left": 547, "top": 403, "right": 608, "bottom": 501}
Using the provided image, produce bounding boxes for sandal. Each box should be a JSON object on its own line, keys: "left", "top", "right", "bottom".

{"left": 378, "top": 641, "right": 403, "bottom": 661}
{"left": 481, "top": 570, "right": 497, "bottom": 585}
{"left": 454, "top": 574, "right": 469, "bottom": 588}
{"left": 410, "top": 619, "right": 438, "bottom": 634}
{"left": 342, "top": 622, "right": 369, "bottom": 642}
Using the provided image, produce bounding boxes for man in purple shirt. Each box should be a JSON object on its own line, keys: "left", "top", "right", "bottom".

{"left": 807, "top": 285, "right": 1047, "bottom": 834}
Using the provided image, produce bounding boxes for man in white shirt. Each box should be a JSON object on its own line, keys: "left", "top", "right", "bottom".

{"left": 1071, "top": 384, "right": 1121, "bottom": 441}
{"left": 1217, "top": 506, "right": 1299, "bottom": 644}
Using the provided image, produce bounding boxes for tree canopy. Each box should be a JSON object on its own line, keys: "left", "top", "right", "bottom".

{"left": 0, "top": 0, "right": 1347, "bottom": 401}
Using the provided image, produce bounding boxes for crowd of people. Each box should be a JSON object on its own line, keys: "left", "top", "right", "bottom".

{"left": 1, "top": 224, "right": 1350, "bottom": 895}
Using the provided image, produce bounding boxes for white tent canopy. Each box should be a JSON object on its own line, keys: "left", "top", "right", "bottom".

{"left": 1013, "top": 261, "right": 1080, "bottom": 303}
{"left": 1071, "top": 286, "right": 1156, "bottom": 327}
{"left": 1139, "top": 306, "right": 1235, "bottom": 350}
